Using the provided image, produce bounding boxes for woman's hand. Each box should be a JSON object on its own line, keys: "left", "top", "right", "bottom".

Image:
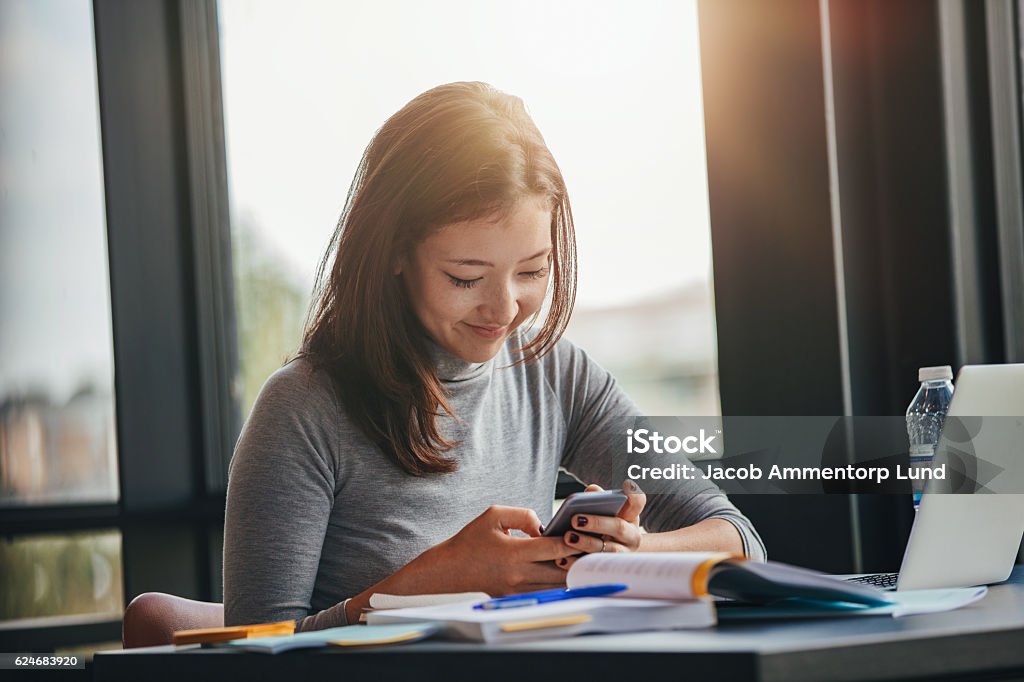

{"left": 412, "top": 505, "right": 579, "bottom": 596}
{"left": 559, "top": 481, "right": 646, "bottom": 570}
{"left": 344, "top": 505, "right": 577, "bottom": 623}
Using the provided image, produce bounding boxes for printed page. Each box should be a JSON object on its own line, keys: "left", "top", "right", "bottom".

{"left": 566, "top": 552, "right": 734, "bottom": 599}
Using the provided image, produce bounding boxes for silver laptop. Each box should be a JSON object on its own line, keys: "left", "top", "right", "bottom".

{"left": 842, "top": 363, "right": 1024, "bottom": 591}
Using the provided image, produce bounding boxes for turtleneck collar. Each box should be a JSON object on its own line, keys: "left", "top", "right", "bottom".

{"left": 424, "top": 337, "right": 495, "bottom": 383}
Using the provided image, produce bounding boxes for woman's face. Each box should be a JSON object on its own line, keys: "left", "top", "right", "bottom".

{"left": 401, "top": 196, "right": 553, "bottom": 363}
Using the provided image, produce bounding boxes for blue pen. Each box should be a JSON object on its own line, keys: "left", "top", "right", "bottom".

{"left": 473, "top": 584, "right": 629, "bottom": 610}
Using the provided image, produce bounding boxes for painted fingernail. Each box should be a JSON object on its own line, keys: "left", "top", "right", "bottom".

{"left": 558, "top": 557, "right": 568, "bottom": 566}
{"left": 575, "top": 515, "right": 588, "bottom": 528}
{"left": 538, "top": 525, "right": 545, "bottom": 535}
{"left": 569, "top": 533, "right": 580, "bottom": 544}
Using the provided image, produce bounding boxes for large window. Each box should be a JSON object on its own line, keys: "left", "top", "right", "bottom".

{"left": 0, "top": 0, "right": 118, "bottom": 507}
{"left": 0, "top": 0, "right": 123, "bottom": 626}
{"left": 218, "top": 0, "right": 720, "bottom": 420}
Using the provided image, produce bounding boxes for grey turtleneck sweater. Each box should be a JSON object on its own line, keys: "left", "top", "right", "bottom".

{"left": 223, "top": 330, "right": 765, "bottom": 629}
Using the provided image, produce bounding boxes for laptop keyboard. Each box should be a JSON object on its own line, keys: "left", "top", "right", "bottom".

{"left": 844, "top": 573, "right": 899, "bottom": 590}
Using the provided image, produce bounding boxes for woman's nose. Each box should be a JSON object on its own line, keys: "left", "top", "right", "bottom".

{"left": 481, "top": 280, "right": 519, "bottom": 325}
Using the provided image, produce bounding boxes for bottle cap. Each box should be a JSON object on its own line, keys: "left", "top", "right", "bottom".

{"left": 919, "top": 365, "right": 953, "bottom": 382}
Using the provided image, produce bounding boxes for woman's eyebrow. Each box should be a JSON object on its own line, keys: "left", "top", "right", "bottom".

{"left": 445, "top": 248, "right": 551, "bottom": 267}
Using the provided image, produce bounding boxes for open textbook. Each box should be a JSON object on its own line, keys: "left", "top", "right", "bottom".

{"left": 566, "top": 552, "right": 894, "bottom": 605}
{"left": 569, "top": 552, "right": 986, "bottom": 618}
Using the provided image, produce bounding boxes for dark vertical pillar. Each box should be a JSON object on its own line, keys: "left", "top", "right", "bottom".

{"left": 94, "top": 0, "right": 206, "bottom": 599}
{"left": 827, "top": 0, "right": 958, "bottom": 571}
{"left": 698, "top": 0, "right": 855, "bottom": 571}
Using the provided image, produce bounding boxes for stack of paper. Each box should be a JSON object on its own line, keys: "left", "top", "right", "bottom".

{"left": 359, "top": 592, "right": 490, "bottom": 623}
{"left": 366, "top": 596, "right": 716, "bottom": 643}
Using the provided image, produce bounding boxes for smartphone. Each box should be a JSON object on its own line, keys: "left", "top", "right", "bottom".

{"left": 541, "top": 490, "right": 628, "bottom": 537}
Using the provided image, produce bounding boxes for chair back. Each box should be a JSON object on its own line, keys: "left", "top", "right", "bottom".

{"left": 122, "top": 592, "right": 224, "bottom": 648}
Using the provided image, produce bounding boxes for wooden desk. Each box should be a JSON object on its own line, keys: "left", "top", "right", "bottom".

{"left": 93, "top": 566, "right": 1024, "bottom": 682}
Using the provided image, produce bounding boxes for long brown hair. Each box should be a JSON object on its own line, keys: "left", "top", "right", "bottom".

{"left": 302, "top": 82, "right": 577, "bottom": 475}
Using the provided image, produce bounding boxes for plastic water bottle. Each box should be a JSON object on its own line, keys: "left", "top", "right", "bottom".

{"left": 905, "top": 365, "right": 954, "bottom": 509}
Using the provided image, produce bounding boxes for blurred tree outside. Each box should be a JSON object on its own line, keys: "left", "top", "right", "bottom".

{"left": 0, "top": 531, "right": 123, "bottom": 621}
{"left": 231, "top": 215, "right": 309, "bottom": 420}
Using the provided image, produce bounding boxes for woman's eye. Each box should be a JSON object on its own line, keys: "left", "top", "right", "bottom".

{"left": 446, "top": 274, "right": 480, "bottom": 289}
{"left": 522, "top": 267, "right": 550, "bottom": 280}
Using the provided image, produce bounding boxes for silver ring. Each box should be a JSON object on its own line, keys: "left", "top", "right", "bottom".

{"left": 600, "top": 538, "right": 606, "bottom": 552}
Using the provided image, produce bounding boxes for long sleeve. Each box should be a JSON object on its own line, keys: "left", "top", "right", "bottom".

{"left": 554, "top": 340, "right": 766, "bottom": 561}
{"left": 223, "top": 361, "right": 349, "bottom": 629}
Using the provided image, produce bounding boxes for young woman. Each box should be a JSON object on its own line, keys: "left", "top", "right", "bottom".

{"left": 223, "top": 82, "right": 765, "bottom": 630}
